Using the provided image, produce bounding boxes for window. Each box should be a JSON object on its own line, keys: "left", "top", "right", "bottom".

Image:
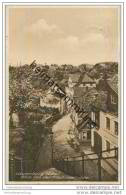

{"left": 91, "top": 112, "right": 95, "bottom": 122}
{"left": 87, "top": 131, "right": 91, "bottom": 140}
{"left": 111, "top": 95, "right": 116, "bottom": 104}
{"left": 114, "top": 121, "right": 118, "bottom": 135}
{"left": 106, "top": 117, "right": 110, "bottom": 130}
{"left": 114, "top": 146, "right": 118, "bottom": 160}
{"left": 95, "top": 112, "right": 100, "bottom": 128}
{"left": 83, "top": 132, "right": 87, "bottom": 140}
{"left": 106, "top": 141, "right": 110, "bottom": 153}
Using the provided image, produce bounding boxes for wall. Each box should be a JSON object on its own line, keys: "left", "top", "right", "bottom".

{"left": 65, "top": 86, "right": 74, "bottom": 98}
{"left": 107, "top": 85, "right": 118, "bottom": 113}
{"left": 80, "top": 83, "right": 96, "bottom": 88}
{"left": 91, "top": 111, "right": 118, "bottom": 177}
{"left": 93, "top": 111, "right": 118, "bottom": 151}
{"left": 68, "top": 77, "right": 77, "bottom": 88}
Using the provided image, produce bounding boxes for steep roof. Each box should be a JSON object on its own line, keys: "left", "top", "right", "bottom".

{"left": 69, "top": 73, "right": 80, "bottom": 83}
{"left": 69, "top": 72, "right": 95, "bottom": 84}
{"left": 81, "top": 73, "right": 95, "bottom": 83}
{"left": 86, "top": 88, "right": 98, "bottom": 95}
{"left": 107, "top": 74, "right": 118, "bottom": 94}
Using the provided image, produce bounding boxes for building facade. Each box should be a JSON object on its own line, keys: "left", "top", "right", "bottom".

{"left": 64, "top": 72, "right": 96, "bottom": 144}
{"left": 91, "top": 75, "right": 118, "bottom": 179}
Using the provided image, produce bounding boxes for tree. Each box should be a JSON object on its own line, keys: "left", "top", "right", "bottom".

{"left": 23, "top": 119, "right": 48, "bottom": 160}
{"left": 9, "top": 66, "right": 33, "bottom": 125}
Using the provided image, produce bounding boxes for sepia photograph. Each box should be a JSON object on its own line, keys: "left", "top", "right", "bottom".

{"left": 5, "top": 4, "right": 121, "bottom": 184}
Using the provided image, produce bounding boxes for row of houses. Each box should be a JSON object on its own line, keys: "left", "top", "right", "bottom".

{"left": 60, "top": 72, "right": 97, "bottom": 142}
{"left": 60, "top": 71, "right": 118, "bottom": 179}
{"left": 10, "top": 67, "right": 118, "bottom": 179}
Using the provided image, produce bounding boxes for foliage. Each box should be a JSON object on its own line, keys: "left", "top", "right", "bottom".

{"left": 23, "top": 119, "right": 47, "bottom": 160}
{"left": 9, "top": 66, "right": 32, "bottom": 116}
{"left": 89, "top": 62, "right": 118, "bottom": 80}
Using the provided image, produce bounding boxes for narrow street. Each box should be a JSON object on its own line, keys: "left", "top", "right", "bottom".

{"left": 52, "top": 114, "right": 80, "bottom": 159}
{"left": 33, "top": 113, "right": 112, "bottom": 181}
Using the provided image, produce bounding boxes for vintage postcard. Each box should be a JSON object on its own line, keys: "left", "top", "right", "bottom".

{"left": 3, "top": 3, "right": 123, "bottom": 187}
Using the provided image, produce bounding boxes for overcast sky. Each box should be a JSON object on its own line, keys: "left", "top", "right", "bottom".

{"left": 7, "top": 6, "right": 120, "bottom": 66}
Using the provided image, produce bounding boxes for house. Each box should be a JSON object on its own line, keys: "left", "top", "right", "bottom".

{"left": 66, "top": 72, "right": 93, "bottom": 99}
{"left": 66, "top": 84, "right": 94, "bottom": 145}
{"left": 59, "top": 77, "right": 69, "bottom": 114}
{"left": 106, "top": 74, "right": 118, "bottom": 113}
{"left": 80, "top": 73, "right": 96, "bottom": 88}
{"left": 77, "top": 116, "right": 92, "bottom": 145}
{"left": 91, "top": 109, "right": 118, "bottom": 155}
{"left": 67, "top": 73, "right": 80, "bottom": 88}
{"left": 67, "top": 72, "right": 96, "bottom": 90}
{"left": 63, "top": 72, "right": 96, "bottom": 144}
{"left": 91, "top": 75, "right": 118, "bottom": 179}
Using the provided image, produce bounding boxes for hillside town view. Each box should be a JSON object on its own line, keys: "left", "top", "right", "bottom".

{"left": 9, "top": 61, "right": 118, "bottom": 182}
{"left": 7, "top": 5, "right": 120, "bottom": 183}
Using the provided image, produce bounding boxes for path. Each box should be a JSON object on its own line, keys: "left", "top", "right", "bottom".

{"left": 52, "top": 114, "right": 79, "bottom": 159}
